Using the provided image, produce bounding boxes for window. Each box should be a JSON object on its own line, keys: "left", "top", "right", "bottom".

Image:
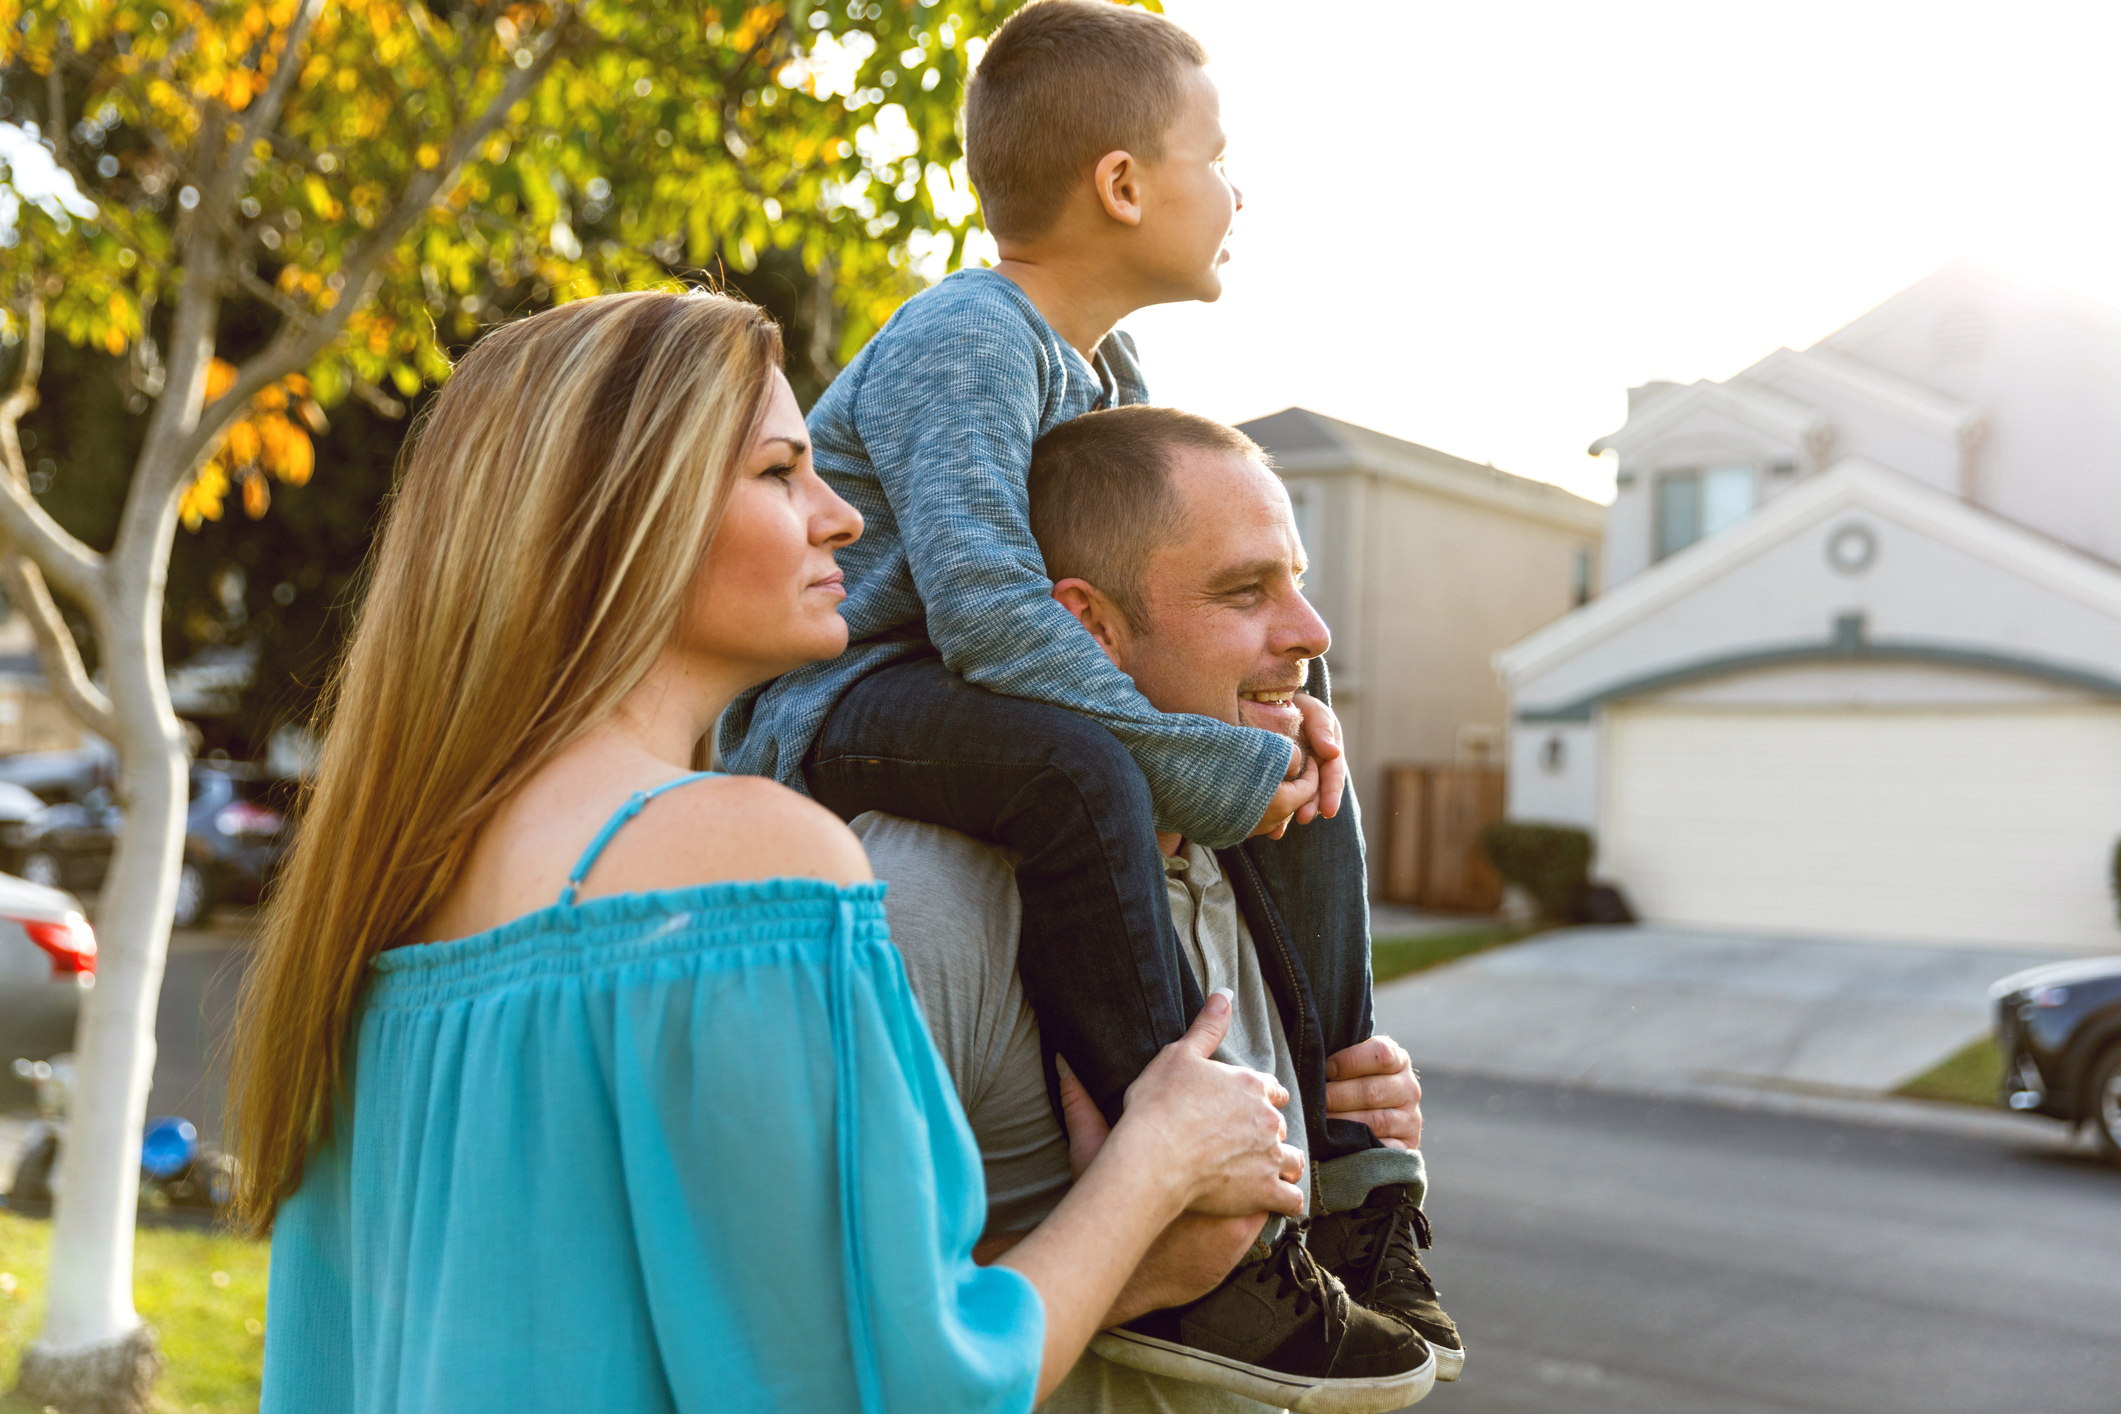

{"left": 1702, "top": 464, "right": 1756, "bottom": 536}
{"left": 1654, "top": 463, "right": 1756, "bottom": 560}
{"left": 1570, "top": 547, "right": 1594, "bottom": 607}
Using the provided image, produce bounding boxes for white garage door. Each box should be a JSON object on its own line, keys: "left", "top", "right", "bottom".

{"left": 1602, "top": 704, "right": 2121, "bottom": 949}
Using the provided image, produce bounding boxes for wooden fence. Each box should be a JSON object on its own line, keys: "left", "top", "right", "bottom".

{"left": 1380, "top": 764, "right": 1506, "bottom": 913}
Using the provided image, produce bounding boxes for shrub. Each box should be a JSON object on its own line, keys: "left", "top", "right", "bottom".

{"left": 1481, "top": 821, "right": 1593, "bottom": 922}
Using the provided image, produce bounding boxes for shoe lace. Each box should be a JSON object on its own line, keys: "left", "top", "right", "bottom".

{"left": 1347, "top": 1188, "right": 1435, "bottom": 1294}
{"left": 1255, "top": 1233, "right": 1346, "bottom": 1333}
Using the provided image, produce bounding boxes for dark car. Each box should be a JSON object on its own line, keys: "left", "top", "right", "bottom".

{"left": 6, "top": 764, "right": 291, "bottom": 928}
{"left": 1991, "top": 956, "right": 2121, "bottom": 1166}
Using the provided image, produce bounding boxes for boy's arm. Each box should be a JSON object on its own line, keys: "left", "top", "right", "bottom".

{"left": 853, "top": 319, "right": 1289, "bottom": 848}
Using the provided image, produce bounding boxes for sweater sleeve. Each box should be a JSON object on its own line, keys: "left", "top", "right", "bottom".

{"left": 849, "top": 306, "right": 1289, "bottom": 847}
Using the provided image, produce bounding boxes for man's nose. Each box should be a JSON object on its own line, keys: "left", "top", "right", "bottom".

{"left": 1279, "top": 588, "right": 1329, "bottom": 660}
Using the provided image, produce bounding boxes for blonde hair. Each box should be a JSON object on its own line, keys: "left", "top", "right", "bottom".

{"left": 228, "top": 290, "right": 783, "bottom": 1231}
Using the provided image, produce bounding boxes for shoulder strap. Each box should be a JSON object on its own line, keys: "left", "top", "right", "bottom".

{"left": 557, "top": 771, "right": 723, "bottom": 906}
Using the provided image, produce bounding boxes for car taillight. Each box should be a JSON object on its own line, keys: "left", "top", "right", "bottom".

{"left": 213, "top": 802, "right": 283, "bottom": 837}
{"left": 22, "top": 912, "right": 95, "bottom": 976}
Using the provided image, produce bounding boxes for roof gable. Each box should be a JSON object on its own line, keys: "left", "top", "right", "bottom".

{"left": 1497, "top": 456, "right": 2121, "bottom": 689}
{"left": 1588, "top": 378, "right": 1823, "bottom": 459}
{"left": 1239, "top": 406, "right": 1604, "bottom": 533}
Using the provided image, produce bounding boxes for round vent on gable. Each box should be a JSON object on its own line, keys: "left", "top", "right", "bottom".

{"left": 1827, "top": 521, "right": 1878, "bottom": 575}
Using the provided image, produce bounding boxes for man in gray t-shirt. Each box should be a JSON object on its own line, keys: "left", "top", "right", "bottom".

{"left": 858, "top": 802, "right": 1429, "bottom": 1414}
{"left": 847, "top": 406, "right": 1448, "bottom": 1410}
{"left": 857, "top": 810, "right": 1296, "bottom": 1413}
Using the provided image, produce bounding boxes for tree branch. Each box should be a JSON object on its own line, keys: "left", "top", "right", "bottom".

{"left": 44, "top": 63, "right": 69, "bottom": 172}
{"left": 153, "top": 8, "right": 582, "bottom": 496}
{"left": 350, "top": 376, "right": 406, "bottom": 419}
{"left": 0, "top": 300, "right": 115, "bottom": 738}
{"left": 405, "top": 3, "right": 465, "bottom": 132}
{"left": 202, "top": 0, "right": 326, "bottom": 219}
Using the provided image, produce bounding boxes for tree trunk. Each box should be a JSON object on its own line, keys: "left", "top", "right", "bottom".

{"left": 15, "top": 581, "right": 187, "bottom": 1414}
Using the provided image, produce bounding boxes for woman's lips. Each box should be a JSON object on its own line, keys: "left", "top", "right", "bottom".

{"left": 810, "top": 572, "right": 846, "bottom": 598}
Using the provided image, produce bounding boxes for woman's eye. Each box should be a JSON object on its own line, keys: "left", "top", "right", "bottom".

{"left": 761, "top": 462, "right": 797, "bottom": 483}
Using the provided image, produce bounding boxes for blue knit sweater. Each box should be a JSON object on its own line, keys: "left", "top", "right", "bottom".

{"left": 717, "top": 269, "right": 1288, "bottom": 848}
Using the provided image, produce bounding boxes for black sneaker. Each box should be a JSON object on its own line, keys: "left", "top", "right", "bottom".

{"left": 1304, "top": 1184, "right": 1465, "bottom": 1381}
{"left": 1091, "top": 1228, "right": 1436, "bottom": 1412}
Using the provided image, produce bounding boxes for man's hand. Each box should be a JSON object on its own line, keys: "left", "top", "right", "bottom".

{"left": 1324, "top": 1035, "right": 1422, "bottom": 1149}
{"left": 1292, "top": 693, "right": 1346, "bottom": 822}
{"left": 1249, "top": 742, "right": 1320, "bottom": 840}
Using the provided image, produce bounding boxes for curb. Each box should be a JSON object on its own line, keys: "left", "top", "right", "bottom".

{"left": 1421, "top": 1064, "right": 2093, "bottom": 1148}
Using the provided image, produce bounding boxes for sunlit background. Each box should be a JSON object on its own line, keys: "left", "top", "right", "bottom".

{"left": 1115, "top": 0, "right": 2121, "bottom": 501}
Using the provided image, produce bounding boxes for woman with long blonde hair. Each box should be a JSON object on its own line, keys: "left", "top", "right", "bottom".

{"left": 229, "top": 290, "right": 1302, "bottom": 1411}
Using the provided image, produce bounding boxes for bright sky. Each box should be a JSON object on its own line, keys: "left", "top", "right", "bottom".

{"left": 1121, "top": 0, "right": 2121, "bottom": 503}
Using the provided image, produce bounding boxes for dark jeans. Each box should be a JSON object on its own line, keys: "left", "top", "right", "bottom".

{"left": 804, "top": 653, "right": 1379, "bottom": 1162}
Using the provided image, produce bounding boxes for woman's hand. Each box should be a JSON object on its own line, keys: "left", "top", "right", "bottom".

{"left": 1108, "top": 990, "right": 1307, "bottom": 1218}
{"left": 1004, "top": 994, "right": 1300, "bottom": 1401}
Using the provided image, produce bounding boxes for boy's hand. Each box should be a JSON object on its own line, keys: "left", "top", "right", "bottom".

{"left": 1249, "top": 744, "right": 1320, "bottom": 840}
{"left": 1293, "top": 693, "right": 1346, "bottom": 822}
{"left": 1323, "top": 1035, "right": 1422, "bottom": 1149}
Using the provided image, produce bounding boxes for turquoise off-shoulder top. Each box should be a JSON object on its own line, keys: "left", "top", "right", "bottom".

{"left": 260, "top": 774, "right": 1042, "bottom": 1413}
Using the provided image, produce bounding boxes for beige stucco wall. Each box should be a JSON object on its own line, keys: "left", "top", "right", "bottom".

{"left": 1283, "top": 467, "right": 1601, "bottom": 875}
{"left": 0, "top": 682, "right": 84, "bottom": 754}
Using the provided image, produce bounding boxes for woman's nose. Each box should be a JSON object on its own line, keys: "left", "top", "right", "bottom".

{"left": 813, "top": 479, "right": 863, "bottom": 548}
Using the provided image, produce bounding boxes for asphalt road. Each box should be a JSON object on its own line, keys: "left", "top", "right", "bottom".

{"left": 141, "top": 912, "right": 253, "bottom": 1145}
{"left": 1404, "top": 1073, "right": 2121, "bottom": 1414}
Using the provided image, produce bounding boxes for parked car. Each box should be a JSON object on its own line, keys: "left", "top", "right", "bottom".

{"left": 0, "top": 873, "right": 95, "bottom": 1111}
{"left": 1990, "top": 956, "right": 2121, "bottom": 1166}
{"left": 0, "top": 747, "right": 115, "bottom": 806}
{"left": 4, "top": 764, "right": 291, "bottom": 929}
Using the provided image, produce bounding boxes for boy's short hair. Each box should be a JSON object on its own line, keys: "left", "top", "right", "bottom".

{"left": 965, "top": 0, "right": 1208, "bottom": 242}
{"left": 1028, "top": 405, "right": 1266, "bottom": 631}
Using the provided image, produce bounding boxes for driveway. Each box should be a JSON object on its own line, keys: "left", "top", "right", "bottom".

{"left": 1371, "top": 924, "right": 2092, "bottom": 1096}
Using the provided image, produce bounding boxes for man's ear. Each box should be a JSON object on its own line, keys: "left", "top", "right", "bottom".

{"left": 1051, "top": 578, "right": 1131, "bottom": 667}
{"left": 1092, "top": 150, "right": 1144, "bottom": 228}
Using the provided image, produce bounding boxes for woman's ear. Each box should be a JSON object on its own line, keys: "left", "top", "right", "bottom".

{"left": 1050, "top": 578, "right": 1132, "bottom": 666}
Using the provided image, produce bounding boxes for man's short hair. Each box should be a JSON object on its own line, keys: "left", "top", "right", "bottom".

{"left": 1028, "top": 405, "right": 1266, "bottom": 631}
{"left": 964, "top": 0, "right": 1209, "bottom": 242}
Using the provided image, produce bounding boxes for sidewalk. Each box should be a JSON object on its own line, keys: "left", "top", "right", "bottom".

{"left": 1371, "top": 924, "right": 2085, "bottom": 1097}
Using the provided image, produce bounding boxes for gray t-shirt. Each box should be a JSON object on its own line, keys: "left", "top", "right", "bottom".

{"left": 852, "top": 813, "right": 1301, "bottom": 1414}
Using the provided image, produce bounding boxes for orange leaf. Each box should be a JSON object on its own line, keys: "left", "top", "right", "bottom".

{"left": 203, "top": 358, "right": 239, "bottom": 402}
{"left": 226, "top": 420, "right": 261, "bottom": 464}
{"left": 276, "top": 426, "right": 315, "bottom": 486}
{"left": 242, "top": 471, "right": 270, "bottom": 519}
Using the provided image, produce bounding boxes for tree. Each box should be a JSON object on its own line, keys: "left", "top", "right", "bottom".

{"left": 0, "top": 0, "right": 1015, "bottom": 1406}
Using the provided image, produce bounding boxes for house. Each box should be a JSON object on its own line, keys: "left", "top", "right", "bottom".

{"left": 1497, "top": 263, "right": 2121, "bottom": 952}
{"left": 1238, "top": 408, "right": 1605, "bottom": 897}
{"left": 0, "top": 612, "right": 85, "bottom": 755}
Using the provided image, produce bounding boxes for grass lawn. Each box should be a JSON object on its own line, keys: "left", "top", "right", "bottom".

{"left": 0, "top": 1211, "right": 268, "bottom": 1414}
{"left": 1894, "top": 1035, "right": 2005, "bottom": 1108}
{"left": 1372, "top": 923, "right": 1534, "bottom": 986}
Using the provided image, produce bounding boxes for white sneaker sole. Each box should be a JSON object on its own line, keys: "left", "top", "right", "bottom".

{"left": 1433, "top": 1343, "right": 1464, "bottom": 1382}
{"left": 1090, "top": 1329, "right": 1437, "bottom": 1413}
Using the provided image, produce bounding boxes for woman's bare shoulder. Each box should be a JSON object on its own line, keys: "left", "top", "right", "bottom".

{"left": 575, "top": 773, "right": 872, "bottom": 901}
